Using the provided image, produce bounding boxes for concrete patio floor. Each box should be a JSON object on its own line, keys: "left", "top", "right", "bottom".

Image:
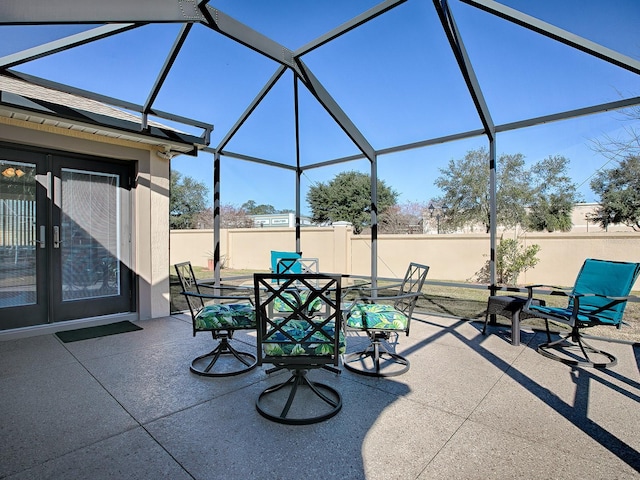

{"left": 1, "top": 313, "right": 639, "bottom": 479}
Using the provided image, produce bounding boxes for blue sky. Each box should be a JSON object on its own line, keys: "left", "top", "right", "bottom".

{"left": 2, "top": 0, "right": 639, "bottom": 213}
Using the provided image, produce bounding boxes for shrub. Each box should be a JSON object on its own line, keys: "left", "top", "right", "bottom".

{"left": 496, "top": 237, "right": 540, "bottom": 285}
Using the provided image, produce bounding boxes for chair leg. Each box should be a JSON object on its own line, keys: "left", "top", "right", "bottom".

{"left": 344, "top": 333, "right": 410, "bottom": 377}
{"left": 537, "top": 326, "right": 617, "bottom": 368}
{"left": 482, "top": 312, "right": 489, "bottom": 335}
{"left": 256, "top": 369, "right": 342, "bottom": 425}
{"left": 190, "top": 336, "right": 258, "bottom": 377}
{"left": 322, "top": 364, "right": 342, "bottom": 374}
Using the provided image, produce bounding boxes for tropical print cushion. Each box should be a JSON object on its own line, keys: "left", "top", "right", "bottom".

{"left": 263, "top": 318, "right": 346, "bottom": 357}
{"left": 195, "top": 303, "right": 256, "bottom": 330}
{"left": 346, "top": 303, "right": 408, "bottom": 331}
{"left": 273, "top": 290, "right": 323, "bottom": 313}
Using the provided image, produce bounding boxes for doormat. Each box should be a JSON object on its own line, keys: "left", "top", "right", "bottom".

{"left": 55, "top": 321, "right": 143, "bottom": 343}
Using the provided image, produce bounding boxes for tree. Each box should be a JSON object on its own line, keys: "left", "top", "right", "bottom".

{"left": 434, "top": 148, "right": 531, "bottom": 233}
{"left": 591, "top": 105, "right": 640, "bottom": 160}
{"left": 379, "top": 201, "right": 427, "bottom": 234}
{"left": 590, "top": 155, "right": 640, "bottom": 231}
{"left": 435, "top": 148, "right": 581, "bottom": 233}
{"left": 527, "top": 155, "right": 581, "bottom": 232}
{"left": 170, "top": 171, "right": 209, "bottom": 229}
{"left": 588, "top": 106, "right": 640, "bottom": 232}
{"left": 306, "top": 171, "right": 398, "bottom": 234}
{"left": 192, "top": 204, "right": 255, "bottom": 229}
{"left": 241, "top": 200, "right": 276, "bottom": 215}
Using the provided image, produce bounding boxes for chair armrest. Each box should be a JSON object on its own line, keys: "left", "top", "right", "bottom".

{"left": 524, "top": 284, "right": 570, "bottom": 293}
{"left": 572, "top": 292, "right": 634, "bottom": 301}
{"left": 180, "top": 291, "right": 254, "bottom": 305}
{"left": 347, "top": 281, "right": 404, "bottom": 298}
{"left": 364, "top": 281, "right": 404, "bottom": 292}
{"left": 569, "top": 292, "right": 634, "bottom": 317}
{"left": 524, "top": 290, "right": 634, "bottom": 326}
{"left": 523, "top": 284, "right": 570, "bottom": 310}
{"left": 524, "top": 284, "right": 571, "bottom": 300}
{"left": 356, "top": 291, "right": 422, "bottom": 304}
{"left": 198, "top": 283, "right": 254, "bottom": 293}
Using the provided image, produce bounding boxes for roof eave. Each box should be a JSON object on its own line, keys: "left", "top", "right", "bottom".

{"left": 0, "top": 91, "right": 206, "bottom": 155}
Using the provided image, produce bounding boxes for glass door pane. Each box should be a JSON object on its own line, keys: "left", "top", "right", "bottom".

{"left": 60, "top": 168, "right": 120, "bottom": 301}
{"left": 0, "top": 160, "right": 38, "bottom": 308}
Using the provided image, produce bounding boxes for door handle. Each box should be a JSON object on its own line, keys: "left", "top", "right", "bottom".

{"left": 34, "top": 225, "right": 46, "bottom": 248}
{"left": 53, "top": 226, "right": 63, "bottom": 248}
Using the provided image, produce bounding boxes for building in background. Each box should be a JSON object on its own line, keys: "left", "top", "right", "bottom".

{"left": 249, "top": 213, "right": 313, "bottom": 228}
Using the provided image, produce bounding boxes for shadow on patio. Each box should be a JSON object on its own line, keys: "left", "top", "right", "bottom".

{"left": 1, "top": 312, "right": 639, "bottom": 479}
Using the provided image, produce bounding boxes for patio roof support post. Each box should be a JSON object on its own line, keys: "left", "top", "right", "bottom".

{"left": 294, "top": 77, "right": 302, "bottom": 254}
{"left": 434, "top": 0, "right": 497, "bottom": 294}
{"left": 489, "top": 138, "right": 497, "bottom": 295}
{"left": 295, "top": 167, "right": 302, "bottom": 253}
{"left": 213, "top": 151, "right": 222, "bottom": 288}
{"left": 370, "top": 154, "right": 378, "bottom": 294}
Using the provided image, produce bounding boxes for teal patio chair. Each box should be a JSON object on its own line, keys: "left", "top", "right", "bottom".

{"left": 523, "top": 258, "right": 640, "bottom": 368}
{"left": 174, "top": 262, "right": 257, "bottom": 377}
{"left": 270, "top": 250, "right": 301, "bottom": 274}
{"left": 344, "top": 262, "right": 429, "bottom": 377}
{"left": 254, "top": 273, "right": 344, "bottom": 425}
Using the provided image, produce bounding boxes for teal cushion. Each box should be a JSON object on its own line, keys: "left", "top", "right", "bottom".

{"left": 270, "top": 251, "right": 301, "bottom": 273}
{"left": 263, "top": 319, "right": 346, "bottom": 357}
{"left": 195, "top": 304, "right": 256, "bottom": 330}
{"left": 346, "top": 303, "right": 408, "bottom": 331}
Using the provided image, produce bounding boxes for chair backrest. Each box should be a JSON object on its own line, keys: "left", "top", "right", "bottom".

{"left": 570, "top": 258, "right": 640, "bottom": 324}
{"left": 276, "top": 257, "right": 319, "bottom": 275}
{"left": 395, "top": 262, "right": 430, "bottom": 318}
{"left": 270, "top": 251, "right": 301, "bottom": 274}
{"left": 254, "top": 273, "right": 342, "bottom": 368}
{"left": 174, "top": 261, "right": 205, "bottom": 318}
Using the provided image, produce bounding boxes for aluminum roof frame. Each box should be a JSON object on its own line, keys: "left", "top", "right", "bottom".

{"left": 1, "top": 0, "right": 639, "bottom": 289}
{"left": 0, "top": 22, "right": 213, "bottom": 152}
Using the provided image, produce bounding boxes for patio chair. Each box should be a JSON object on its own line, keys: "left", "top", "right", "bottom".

{"left": 253, "top": 273, "right": 345, "bottom": 425}
{"left": 270, "top": 250, "right": 301, "bottom": 273}
{"left": 343, "top": 262, "right": 429, "bottom": 377}
{"left": 522, "top": 258, "right": 640, "bottom": 368}
{"left": 276, "top": 257, "right": 319, "bottom": 275}
{"left": 174, "top": 261, "right": 257, "bottom": 377}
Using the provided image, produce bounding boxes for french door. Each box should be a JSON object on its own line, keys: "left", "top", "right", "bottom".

{"left": 0, "top": 144, "right": 134, "bottom": 330}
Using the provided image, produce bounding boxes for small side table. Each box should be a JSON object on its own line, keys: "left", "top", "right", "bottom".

{"left": 482, "top": 295, "right": 545, "bottom": 346}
